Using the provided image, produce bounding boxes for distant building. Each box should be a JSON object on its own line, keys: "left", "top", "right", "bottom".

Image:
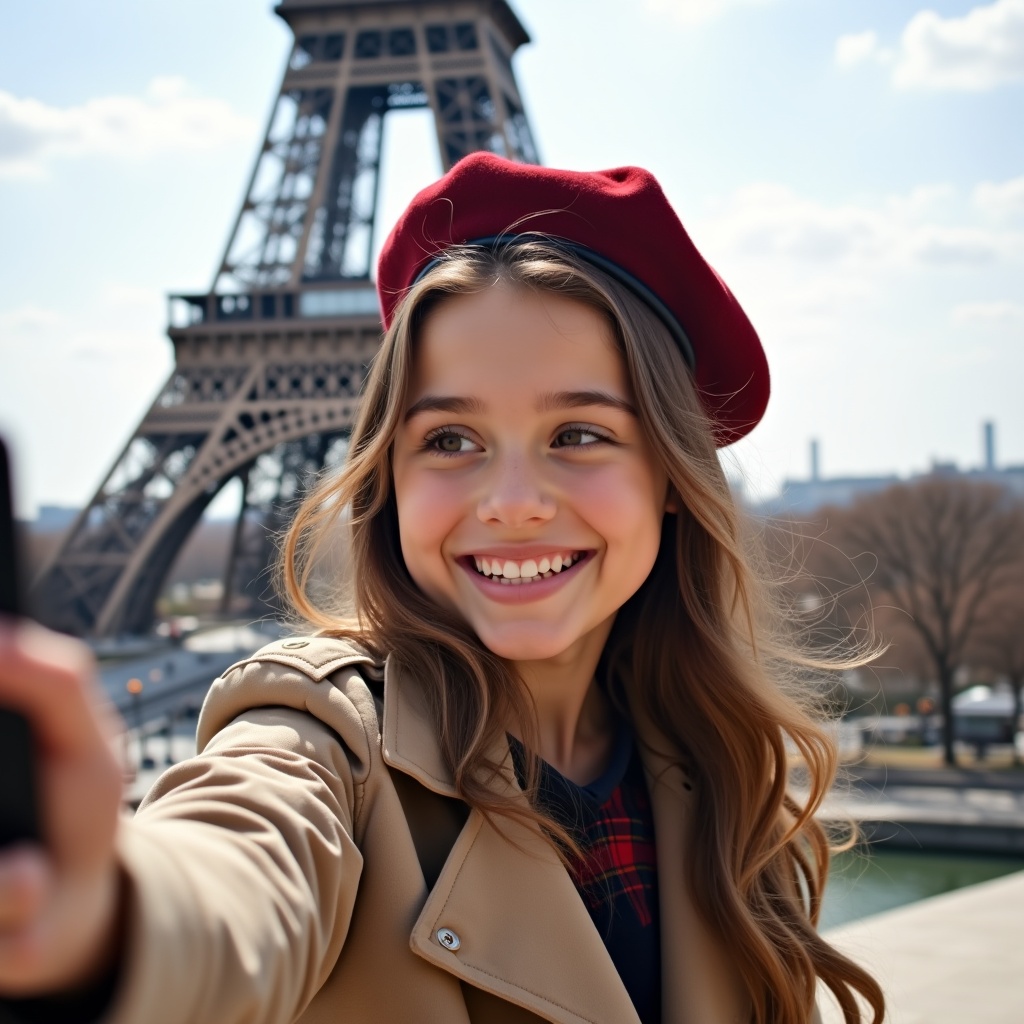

{"left": 34, "top": 505, "right": 79, "bottom": 533}
{"left": 758, "top": 473, "right": 901, "bottom": 516}
{"left": 758, "top": 421, "right": 1024, "bottom": 515}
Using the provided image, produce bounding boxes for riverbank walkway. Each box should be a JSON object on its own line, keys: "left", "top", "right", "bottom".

{"left": 820, "top": 867, "right": 1024, "bottom": 1023}
{"left": 816, "top": 764, "right": 1024, "bottom": 854}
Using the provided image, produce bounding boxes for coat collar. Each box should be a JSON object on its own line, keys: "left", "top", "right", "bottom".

{"left": 379, "top": 652, "right": 750, "bottom": 1024}
{"left": 381, "top": 654, "right": 639, "bottom": 1024}
{"left": 380, "top": 651, "right": 460, "bottom": 796}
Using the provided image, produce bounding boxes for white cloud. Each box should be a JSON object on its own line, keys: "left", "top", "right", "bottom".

{"left": 706, "top": 184, "right": 880, "bottom": 262}
{"left": 974, "top": 175, "right": 1024, "bottom": 220}
{"left": 895, "top": 0, "right": 1024, "bottom": 91}
{"left": 99, "top": 283, "right": 164, "bottom": 310}
{"left": 0, "top": 295, "right": 173, "bottom": 514}
{"left": 886, "top": 183, "right": 957, "bottom": 217}
{"left": 835, "top": 31, "right": 892, "bottom": 70}
{"left": 0, "top": 306, "right": 65, "bottom": 338}
{"left": 834, "top": 0, "right": 1024, "bottom": 91}
{"left": 0, "top": 77, "right": 256, "bottom": 179}
{"left": 689, "top": 180, "right": 1024, "bottom": 369}
{"left": 952, "top": 300, "right": 1024, "bottom": 325}
{"left": 0, "top": 282, "right": 166, "bottom": 361}
{"left": 689, "top": 179, "right": 1024, "bottom": 499}
{"left": 642, "top": 0, "right": 776, "bottom": 27}
{"left": 912, "top": 226, "right": 1004, "bottom": 265}
{"left": 701, "top": 183, "right": 1013, "bottom": 269}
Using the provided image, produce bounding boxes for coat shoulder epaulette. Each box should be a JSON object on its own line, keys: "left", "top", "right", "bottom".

{"left": 225, "top": 634, "right": 383, "bottom": 684}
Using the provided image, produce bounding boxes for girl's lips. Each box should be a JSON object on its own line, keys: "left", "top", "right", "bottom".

{"left": 458, "top": 550, "right": 594, "bottom": 603}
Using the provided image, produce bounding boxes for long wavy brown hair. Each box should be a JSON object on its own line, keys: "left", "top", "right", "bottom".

{"left": 282, "top": 239, "right": 884, "bottom": 1024}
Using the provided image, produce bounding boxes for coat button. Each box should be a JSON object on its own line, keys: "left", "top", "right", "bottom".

{"left": 282, "top": 640, "right": 309, "bottom": 649}
{"left": 436, "top": 927, "right": 461, "bottom": 951}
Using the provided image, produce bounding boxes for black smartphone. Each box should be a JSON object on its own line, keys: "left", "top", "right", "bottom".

{"left": 0, "top": 436, "right": 42, "bottom": 847}
{"left": 0, "top": 436, "right": 20, "bottom": 618}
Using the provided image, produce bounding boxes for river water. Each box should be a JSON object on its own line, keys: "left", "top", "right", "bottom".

{"left": 820, "top": 848, "right": 1024, "bottom": 930}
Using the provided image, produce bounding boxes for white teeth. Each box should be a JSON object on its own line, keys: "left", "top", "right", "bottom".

{"left": 473, "top": 552, "right": 583, "bottom": 581}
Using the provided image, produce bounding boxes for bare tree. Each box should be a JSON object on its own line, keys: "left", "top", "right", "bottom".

{"left": 969, "top": 574, "right": 1024, "bottom": 766}
{"left": 825, "top": 477, "right": 1024, "bottom": 766}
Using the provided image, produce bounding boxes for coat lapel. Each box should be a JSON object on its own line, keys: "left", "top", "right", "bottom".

{"left": 381, "top": 656, "right": 641, "bottom": 1024}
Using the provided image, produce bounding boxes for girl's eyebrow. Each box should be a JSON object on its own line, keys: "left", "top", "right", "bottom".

{"left": 403, "top": 395, "right": 485, "bottom": 421}
{"left": 537, "top": 390, "right": 637, "bottom": 416}
{"left": 404, "top": 389, "right": 635, "bottom": 422}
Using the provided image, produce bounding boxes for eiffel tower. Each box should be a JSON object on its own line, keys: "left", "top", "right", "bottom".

{"left": 33, "top": 0, "right": 538, "bottom": 637}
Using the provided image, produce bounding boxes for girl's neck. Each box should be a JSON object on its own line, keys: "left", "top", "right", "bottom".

{"left": 513, "top": 633, "right": 616, "bottom": 786}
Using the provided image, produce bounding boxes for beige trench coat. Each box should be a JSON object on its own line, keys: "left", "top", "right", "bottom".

{"left": 102, "top": 635, "right": 775, "bottom": 1024}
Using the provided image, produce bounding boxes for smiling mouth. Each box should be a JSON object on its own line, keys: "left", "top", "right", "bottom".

{"left": 467, "top": 551, "right": 587, "bottom": 585}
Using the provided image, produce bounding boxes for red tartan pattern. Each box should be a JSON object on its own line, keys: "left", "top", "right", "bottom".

{"left": 573, "top": 783, "right": 658, "bottom": 927}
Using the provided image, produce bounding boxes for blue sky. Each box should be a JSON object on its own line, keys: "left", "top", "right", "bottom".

{"left": 1, "top": 0, "right": 1022, "bottom": 516}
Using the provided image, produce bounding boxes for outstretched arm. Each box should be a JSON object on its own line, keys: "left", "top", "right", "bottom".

{"left": 0, "top": 623, "right": 367, "bottom": 1024}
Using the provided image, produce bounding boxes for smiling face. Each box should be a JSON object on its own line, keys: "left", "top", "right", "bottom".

{"left": 391, "top": 282, "right": 670, "bottom": 667}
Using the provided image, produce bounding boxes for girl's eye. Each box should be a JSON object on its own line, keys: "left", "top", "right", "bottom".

{"left": 553, "top": 426, "right": 606, "bottom": 448}
{"left": 424, "top": 429, "right": 478, "bottom": 455}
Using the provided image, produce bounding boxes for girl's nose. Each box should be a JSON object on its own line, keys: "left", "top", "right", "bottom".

{"left": 477, "top": 456, "right": 556, "bottom": 527}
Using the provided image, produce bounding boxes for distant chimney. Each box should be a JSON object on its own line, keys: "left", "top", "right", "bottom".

{"left": 810, "top": 439, "right": 820, "bottom": 482}
{"left": 983, "top": 421, "right": 996, "bottom": 471}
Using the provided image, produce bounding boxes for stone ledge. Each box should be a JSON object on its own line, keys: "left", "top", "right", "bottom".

{"left": 819, "top": 869, "right": 1024, "bottom": 1023}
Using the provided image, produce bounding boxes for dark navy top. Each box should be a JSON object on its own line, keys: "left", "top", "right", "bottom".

{"left": 514, "top": 728, "right": 662, "bottom": 1024}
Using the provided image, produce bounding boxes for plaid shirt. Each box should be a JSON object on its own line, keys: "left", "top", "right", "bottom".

{"left": 518, "top": 728, "right": 662, "bottom": 1024}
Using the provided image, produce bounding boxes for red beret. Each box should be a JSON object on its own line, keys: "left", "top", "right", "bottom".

{"left": 377, "top": 152, "right": 768, "bottom": 446}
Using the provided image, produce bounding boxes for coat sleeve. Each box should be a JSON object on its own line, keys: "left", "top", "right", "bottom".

{"left": 102, "top": 653, "right": 381, "bottom": 1024}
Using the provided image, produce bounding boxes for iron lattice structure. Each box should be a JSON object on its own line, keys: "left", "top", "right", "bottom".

{"left": 34, "top": 0, "right": 538, "bottom": 637}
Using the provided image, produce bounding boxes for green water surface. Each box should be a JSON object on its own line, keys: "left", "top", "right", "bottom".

{"left": 819, "top": 849, "right": 1024, "bottom": 930}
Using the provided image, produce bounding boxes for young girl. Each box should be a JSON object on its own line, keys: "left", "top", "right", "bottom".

{"left": 0, "top": 153, "right": 884, "bottom": 1024}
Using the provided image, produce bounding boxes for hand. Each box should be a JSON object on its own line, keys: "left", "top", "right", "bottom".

{"left": 0, "top": 619, "right": 124, "bottom": 996}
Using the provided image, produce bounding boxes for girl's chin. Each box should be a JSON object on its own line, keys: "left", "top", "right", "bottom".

{"left": 474, "top": 628, "right": 580, "bottom": 664}
{"left": 473, "top": 620, "right": 610, "bottom": 666}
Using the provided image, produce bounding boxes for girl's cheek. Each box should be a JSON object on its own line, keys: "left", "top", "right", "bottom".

{"left": 396, "top": 471, "right": 468, "bottom": 554}
{"left": 574, "top": 464, "right": 666, "bottom": 525}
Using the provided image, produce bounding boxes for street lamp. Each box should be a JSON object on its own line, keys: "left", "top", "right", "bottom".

{"left": 126, "top": 678, "right": 145, "bottom": 770}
